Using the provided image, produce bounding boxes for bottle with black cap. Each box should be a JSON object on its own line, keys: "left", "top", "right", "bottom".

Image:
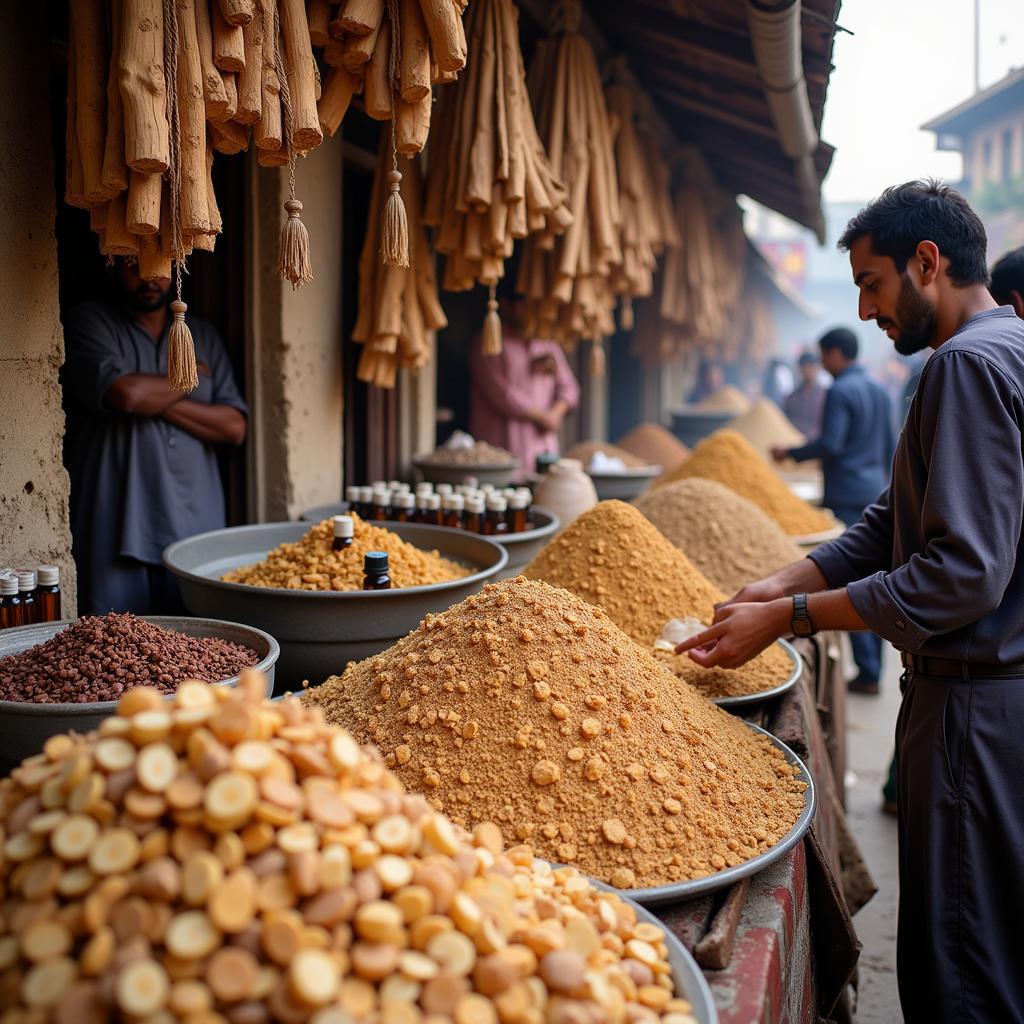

{"left": 332, "top": 515, "right": 354, "bottom": 551}
{"left": 363, "top": 551, "right": 392, "bottom": 590}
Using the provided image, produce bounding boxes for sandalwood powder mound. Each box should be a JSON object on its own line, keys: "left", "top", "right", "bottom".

{"left": 634, "top": 479, "right": 804, "bottom": 596}
{"left": 303, "top": 577, "right": 806, "bottom": 889}
{"left": 654, "top": 430, "right": 838, "bottom": 537}
{"left": 222, "top": 515, "right": 470, "bottom": 591}
{"left": 523, "top": 501, "right": 793, "bottom": 699}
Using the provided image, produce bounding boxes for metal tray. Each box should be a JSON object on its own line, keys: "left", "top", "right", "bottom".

{"left": 163, "top": 522, "right": 507, "bottom": 689}
{"left": 412, "top": 455, "right": 520, "bottom": 487}
{"left": 587, "top": 464, "right": 662, "bottom": 502}
{"left": 712, "top": 638, "right": 802, "bottom": 709}
{"left": 0, "top": 616, "right": 278, "bottom": 763}
{"left": 620, "top": 724, "right": 816, "bottom": 907}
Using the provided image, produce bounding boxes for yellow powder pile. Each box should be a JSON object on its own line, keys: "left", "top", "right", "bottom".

{"left": 223, "top": 515, "right": 470, "bottom": 591}
{"left": 685, "top": 385, "right": 750, "bottom": 415}
{"left": 656, "top": 430, "right": 838, "bottom": 536}
{"left": 635, "top": 479, "right": 804, "bottom": 596}
{"left": 303, "top": 577, "right": 806, "bottom": 889}
{"left": 615, "top": 423, "right": 689, "bottom": 472}
{"left": 523, "top": 501, "right": 793, "bottom": 699}
{"left": 728, "top": 398, "right": 805, "bottom": 461}
{"left": 565, "top": 440, "right": 651, "bottom": 469}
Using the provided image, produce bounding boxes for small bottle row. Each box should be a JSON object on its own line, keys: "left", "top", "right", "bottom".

{"left": 345, "top": 481, "right": 533, "bottom": 535}
{"left": 0, "top": 566, "right": 62, "bottom": 630}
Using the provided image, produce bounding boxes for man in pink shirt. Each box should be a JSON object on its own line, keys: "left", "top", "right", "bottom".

{"left": 469, "top": 294, "right": 580, "bottom": 478}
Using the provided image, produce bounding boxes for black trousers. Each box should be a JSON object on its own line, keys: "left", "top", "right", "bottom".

{"left": 896, "top": 671, "right": 1024, "bottom": 1023}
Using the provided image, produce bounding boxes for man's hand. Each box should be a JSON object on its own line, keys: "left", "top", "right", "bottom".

{"left": 770, "top": 446, "right": 790, "bottom": 463}
{"left": 676, "top": 598, "right": 791, "bottom": 669}
{"left": 717, "top": 577, "right": 787, "bottom": 612}
{"left": 530, "top": 354, "right": 558, "bottom": 376}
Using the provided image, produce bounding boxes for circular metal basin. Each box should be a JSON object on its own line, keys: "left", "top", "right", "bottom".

{"left": 619, "top": 724, "right": 816, "bottom": 907}
{"left": 669, "top": 411, "right": 737, "bottom": 449}
{"left": 412, "top": 455, "right": 520, "bottom": 487}
{"left": 0, "top": 616, "right": 278, "bottom": 763}
{"left": 587, "top": 464, "right": 662, "bottom": 501}
{"left": 712, "top": 638, "right": 802, "bottom": 709}
{"left": 163, "top": 522, "right": 507, "bottom": 689}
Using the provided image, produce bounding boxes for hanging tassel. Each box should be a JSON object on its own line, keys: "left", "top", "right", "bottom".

{"left": 381, "top": 167, "right": 410, "bottom": 268}
{"left": 167, "top": 299, "right": 198, "bottom": 392}
{"left": 619, "top": 296, "right": 634, "bottom": 331}
{"left": 482, "top": 283, "right": 502, "bottom": 356}
{"left": 589, "top": 337, "right": 606, "bottom": 378}
{"left": 279, "top": 198, "right": 313, "bottom": 288}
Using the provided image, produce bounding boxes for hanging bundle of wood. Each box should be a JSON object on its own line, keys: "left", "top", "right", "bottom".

{"left": 515, "top": 1, "right": 621, "bottom": 362}
{"left": 422, "top": 0, "right": 571, "bottom": 298}
{"left": 604, "top": 59, "right": 679, "bottom": 330}
{"left": 630, "top": 154, "right": 748, "bottom": 365}
{"left": 66, "top": 0, "right": 324, "bottom": 263}
{"left": 313, "top": 0, "right": 471, "bottom": 150}
{"left": 352, "top": 137, "right": 447, "bottom": 389}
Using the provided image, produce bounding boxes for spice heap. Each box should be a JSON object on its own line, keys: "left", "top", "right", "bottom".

{"left": 524, "top": 501, "right": 793, "bottom": 699}
{"left": 684, "top": 385, "right": 750, "bottom": 416}
{"left": 418, "top": 440, "right": 518, "bottom": 467}
{"left": 305, "top": 576, "right": 806, "bottom": 887}
{"left": 656, "top": 431, "right": 839, "bottom": 537}
{"left": 0, "top": 613, "right": 258, "bottom": 705}
{"left": 728, "top": 398, "right": 805, "bottom": 462}
{"left": 0, "top": 675, "right": 700, "bottom": 1023}
{"left": 615, "top": 424, "right": 689, "bottom": 473}
{"left": 565, "top": 441, "right": 651, "bottom": 470}
{"left": 635, "top": 480, "right": 804, "bottom": 596}
{"left": 223, "top": 515, "right": 469, "bottom": 591}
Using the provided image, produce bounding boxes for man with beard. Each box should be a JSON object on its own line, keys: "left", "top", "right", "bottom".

{"left": 62, "top": 261, "right": 246, "bottom": 614}
{"left": 676, "top": 180, "right": 1024, "bottom": 1022}
{"left": 772, "top": 328, "right": 894, "bottom": 694}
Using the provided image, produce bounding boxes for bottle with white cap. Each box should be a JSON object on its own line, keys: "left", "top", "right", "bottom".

{"left": 415, "top": 482, "right": 434, "bottom": 497}
{"left": 36, "top": 565, "right": 61, "bottom": 622}
{"left": 436, "top": 483, "right": 454, "bottom": 498}
{"left": 357, "top": 486, "right": 374, "bottom": 517}
{"left": 423, "top": 493, "right": 443, "bottom": 526}
{"left": 443, "top": 493, "right": 465, "bottom": 530}
{"left": 484, "top": 495, "right": 509, "bottom": 535}
{"left": 464, "top": 495, "right": 485, "bottom": 533}
{"left": 371, "top": 487, "right": 392, "bottom": 521}
{"left": 507, "top": 491, "right": 530, "bottom": 533}
{"left": 392, "top": 492, "right": 416, "bottom": 522}
{"left": 16, "top": 570, "right": 37, "bottom": 625}
{"left": 332, "top": 515, "right": 355, "bottom": 551}
{"left": 345, "top": 485, "right": 360, "bottom": 511}
{"left": 0, "top": 573, "right": 23, "bottom": 629}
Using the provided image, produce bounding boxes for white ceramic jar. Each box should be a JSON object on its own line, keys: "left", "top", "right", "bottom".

{"left": 532, "top": 458, "right": 598, "bottom": 532}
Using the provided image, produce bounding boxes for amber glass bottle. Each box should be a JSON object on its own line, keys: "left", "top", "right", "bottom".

{"left": 363, "top": 552, "right": 392, "bottom": 590}
{"left": 332, "top": 515, "right": 354, "bottom": 550}
{"left": 483, "top": 496, "right": 509, "bottom": 535}
{"left": 35, "top": 565, "right": 61, "bottom": 622}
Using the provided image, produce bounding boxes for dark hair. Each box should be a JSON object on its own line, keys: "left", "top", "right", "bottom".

{"left": 797, "top": 351, "right": 818, "bottom": 367}
{"left": 837, "top": 179, "right": 989, "bottom": 287}
{"left": 990, "top": 247, "right": 1024, "bottom": 306}
{"left": 818, "top": 327, "right": 858, "bottom": 360}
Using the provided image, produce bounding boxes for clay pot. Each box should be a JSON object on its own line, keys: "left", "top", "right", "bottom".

{"left": 532, "top": 459, "right": 598, "bottom": 532}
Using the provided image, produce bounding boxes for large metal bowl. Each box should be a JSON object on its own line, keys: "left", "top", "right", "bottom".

{"left": 587, "top": 464, "right": 662, "bottom": 501}
{"left": 712, "top": 638, "right": 802, "bottom": 709}
{"left": 669, "top": 410, "right": 737, "bottom": 448}
{"left": 163, "top": 522, "right": 508, "bottom": 689}
{"left": 412, "top": 455, "right": 520, "bottom": 487}
{"left": 620, "top": 724, "right": 816, "bottom": 907}
{"left": 0, "top": 616, "right": 278, "bottom": 764}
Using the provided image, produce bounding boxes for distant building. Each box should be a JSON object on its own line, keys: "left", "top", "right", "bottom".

{"left": 922, "top": 68, "right": 1024, "bottom": 257}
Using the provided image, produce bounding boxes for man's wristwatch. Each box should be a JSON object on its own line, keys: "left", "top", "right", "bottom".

{"left": 791, "top": 594, "right": 816, "bottom": 638}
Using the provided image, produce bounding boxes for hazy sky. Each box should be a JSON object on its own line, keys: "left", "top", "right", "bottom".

{"left": 821, "top": 0, "right": 1024, "bottom": 202}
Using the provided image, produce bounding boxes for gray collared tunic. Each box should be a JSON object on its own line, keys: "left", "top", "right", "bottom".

{"left": 811, "top": 306, "right": 1024, "bottom": 662}
{"left": 62, "top": 300, "right": 247, "bottom": 611}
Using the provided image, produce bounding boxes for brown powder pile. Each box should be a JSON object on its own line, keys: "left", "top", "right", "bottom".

{"left": 635, "top": 479, "right": 804, "bottom": 595}
{"left": 656, "top": 430, "right": 838, "bottom": 536}
{"left": 564, "top": 440, "right": 651, "bottom": 469}
{"left": 615, "top": 423, "right": 689, "bottom": 472}
{"left": 685, "top": 385, "right": 750, "bottom": 415}
{"left": 303, "top": 576, "right": 806, "bottom": 889}
{"left": 523, "top": 501, "right": 793, "bottom": 699}
{"left": 728, "top": 398, "right": 805, "bottom": 461}
{"left": 223, "top": 515, "right": 470, "bottom": 591}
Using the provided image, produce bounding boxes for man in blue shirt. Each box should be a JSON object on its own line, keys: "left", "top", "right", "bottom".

{"left": 772, "top": 327, "right": 895, "bottom": 693}
{"left": 678, "top": 181, "right": 1024, "bottom": 1023}
{"left": 63, "top": 263, "right": 247, "bottom": 615}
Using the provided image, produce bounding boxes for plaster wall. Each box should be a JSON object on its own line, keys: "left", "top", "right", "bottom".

{"left": 247, "top": 143, "right": 344, "bottom": 522}
{"left": 0, "top": 12, "right": 77, "bottom": 614}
